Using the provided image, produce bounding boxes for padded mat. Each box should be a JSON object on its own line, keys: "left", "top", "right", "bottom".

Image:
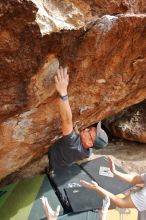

{"left": 80, "top": 157, "right": 133, "bottom": 194}
{"left": 0, "top": 175, "right": 63, "bottom": 220}
{"left": 28, "top": 175, "right": 63, "bottom": 220}
{"left": 65, "top": 187, "right": 115, "bottom": 212}
{"left": 59, "top": 211, "right": 99, "bottom": 220}
{"left": 0, "top": 190, "right": 7, "bottom": 198}
{"left": 49, "top": 164, "right": 93, "bottom": 211}
{"left": 41, "top": 210, "right": 99, "bottom": 220}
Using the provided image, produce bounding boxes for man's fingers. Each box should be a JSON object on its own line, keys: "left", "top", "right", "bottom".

{"left": 57, "top": 69, "right": 62, "bottom": 81}
{"left": 63, "top": 66, "right": 68, "bottom": 77}
{"left": 56, "top": 66, "right": 69, "bottom": 81}
{"left": 54, "top": 75, "right": 59, "bottom": 84}
{"left": 67, "top": 73, "right": 69, "bottom": 83}
{"left": 60, "top": 66, "right": 64, "bottom": 79}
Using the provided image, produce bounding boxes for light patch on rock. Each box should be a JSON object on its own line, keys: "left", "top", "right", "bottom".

{"left": 20, "top": 108, "right": 37, "bottom": 118}
{"left": 78, "top": 105, "right": 94, "bottom": 115}
{"left": 28, "top": 55, "right": 59, "bottom": 104}
{"left": 13, "top": 108, "right": 37, "bottom": 142}
{"left": 3, "top": 118, "right": 17, "bottom": 127}
{"left": 32, "top": 0, "right": 85, "bottom": 35}
{"left": 119, "top": 123, "right": 131, "bottom": 132}
{"left": 40, "top": 56, "right": 59, "bottom": 88}
{"left": 81, "top": 59, "right": 90, "bottom": 69}
{"left": 98, "top": 15, "right": 118, "bottom": 32}
{"left": 119, "top": 111, "right": 141, "bottom": 133}
{"left": 96, "top": 79, "right": 106, "bottom": 83}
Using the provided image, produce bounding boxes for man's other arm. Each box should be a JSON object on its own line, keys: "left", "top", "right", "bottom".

{"left": 54, "top": 67, "right": 73, "bottom": 136}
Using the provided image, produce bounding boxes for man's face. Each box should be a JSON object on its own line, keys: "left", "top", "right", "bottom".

{"left": 80, "top": 127, "right": 97, "bottom": 149}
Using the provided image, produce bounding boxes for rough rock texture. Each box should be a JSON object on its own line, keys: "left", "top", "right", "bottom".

{"left": 83, "top": 0, "right": 146, "bottom": 15}
{"left": 0, "top": 0, "right": 146, "bottom": 180}
{"left": 105, "top": 100, "right": 146, "bottom": 143}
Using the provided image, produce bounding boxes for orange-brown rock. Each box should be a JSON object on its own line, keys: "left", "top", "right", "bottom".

{"left": 105, "top": 100, "right": 146, "bottom": 143}
{"left": 83, "top": 0, "right": 146, "bottom": 16}
{"left": 0, "top": 0, "right": 146, "bottom": 180}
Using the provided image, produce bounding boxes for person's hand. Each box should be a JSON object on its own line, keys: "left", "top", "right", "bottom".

{"left": 41, "top": 196, "right": 60, "bottom": 220}
{"left": 80, "top": 180, "right": 99, "bottom": 190}
{"left": 99, "top": 196, "right": 110, "bottom": 220}
{"left": 102, "top": 195, "right": 110, "bottom": 212}
{"left": 54, "top": 66, "right": 69, "bottom": 96}
{"left": 108, "top": 156, "right": 116, "bottom": 174}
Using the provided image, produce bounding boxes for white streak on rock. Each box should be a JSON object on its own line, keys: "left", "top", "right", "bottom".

{"left": 13, "top": 108, "right": 37, "bottom": 142}
{"left": 98, "top": 15, "right": 118, "bottom": 32}
{"left": 96, "top": 79, "right": 106, "bottom": 83}
{"left": 32, "top": 0, "right": 85, "bottom": 35}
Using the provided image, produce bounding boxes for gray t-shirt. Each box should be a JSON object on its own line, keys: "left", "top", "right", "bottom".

{"left": 131, "top": 173, "right": 146, "bottom": 220}
{"left": 48, "top": 130, "right": 92, "bottom": 171}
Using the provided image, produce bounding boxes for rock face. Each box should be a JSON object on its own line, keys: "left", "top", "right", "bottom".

{"left": 0, "top": 0, "right": 146, "bottom": 180}
{"left": 105, "top": 100, "right": 146, "bottom": 143}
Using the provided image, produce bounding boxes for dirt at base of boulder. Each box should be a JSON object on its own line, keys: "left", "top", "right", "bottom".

{"left": 0, "top": 138, "right": 146, "bottom": 187}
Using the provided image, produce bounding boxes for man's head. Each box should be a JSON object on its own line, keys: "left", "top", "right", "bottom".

{"left": 80, "top": 122, "right": 108, "bottom": 149}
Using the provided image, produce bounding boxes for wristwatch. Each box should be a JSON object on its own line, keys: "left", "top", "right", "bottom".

{"left": 60, "top": 95, "right": 68, "bottom": 100}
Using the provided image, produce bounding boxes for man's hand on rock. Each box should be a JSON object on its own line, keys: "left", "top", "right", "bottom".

{"left": 54, "top": 66, "right": 69, "bottom": 96}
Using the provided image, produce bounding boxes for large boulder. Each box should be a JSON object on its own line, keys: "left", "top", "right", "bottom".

{"left": 0, "top": 0, "right": 146, "bottom": 180}
{"left": 105, "top": 100, "right": 146, "bottom": 144}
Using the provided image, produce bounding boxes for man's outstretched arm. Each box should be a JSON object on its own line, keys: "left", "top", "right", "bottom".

{"left": 54, "top": 67, "right": 73, "bottom": 136}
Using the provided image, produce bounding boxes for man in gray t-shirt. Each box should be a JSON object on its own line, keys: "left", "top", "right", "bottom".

{"left": 80, "top": 157, "right": 146, "bottom": 220}
{"left": 48, "top": 67, "right": 108, "bottom": 173}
